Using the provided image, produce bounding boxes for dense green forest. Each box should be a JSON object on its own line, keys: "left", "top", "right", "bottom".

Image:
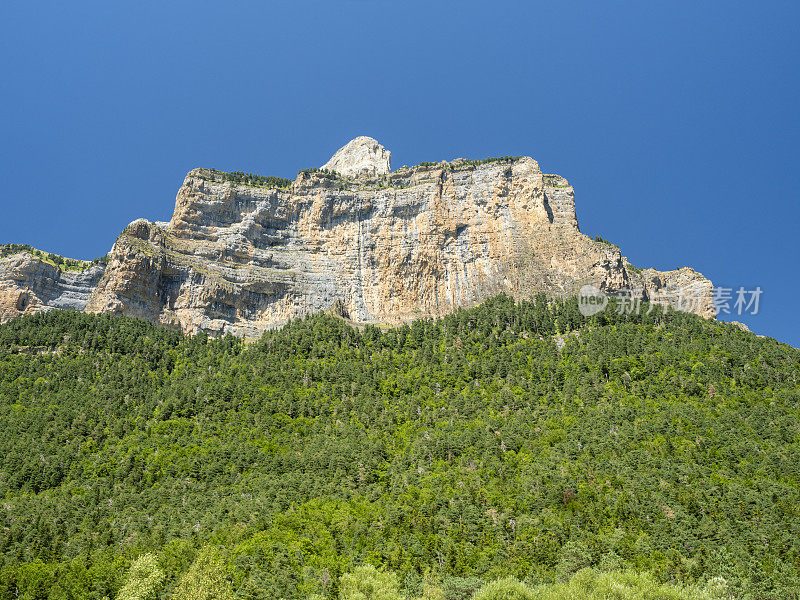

{"left": 0, "top": 295, "right": 797, "bottom": 599}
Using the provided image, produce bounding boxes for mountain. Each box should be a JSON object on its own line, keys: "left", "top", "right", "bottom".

{"left": 1, "top": 138, "right": 715, "bottom": 337}
{"left": 0, "top": 297, "right": 796, "bottom": 598}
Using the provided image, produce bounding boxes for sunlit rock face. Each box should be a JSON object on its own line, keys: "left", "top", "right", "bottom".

{"left": 0, "top": 253, "right": 105, "bottom": 321}
{"left": 2, "top": 138, "right": 715, "bottom": 336}
{"left": 321, "top": 136, "right": 391, "bottom": 178}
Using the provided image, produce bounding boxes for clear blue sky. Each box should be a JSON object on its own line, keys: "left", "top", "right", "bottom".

{"left": 2, "top": 1, "right": 798, "bottom": 345}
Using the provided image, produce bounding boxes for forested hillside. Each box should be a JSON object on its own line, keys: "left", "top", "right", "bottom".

{"left": 0, "top": 296, "right": 797, "bottom": 599}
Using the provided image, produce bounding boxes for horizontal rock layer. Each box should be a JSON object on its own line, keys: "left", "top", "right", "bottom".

{"left": 0, "top": 142, "right": 715, "bottom": 336}
{"left": 0, "top": 253, "right": 105, "bottom": 321}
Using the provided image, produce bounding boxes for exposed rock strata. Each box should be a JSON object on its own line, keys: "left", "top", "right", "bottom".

{"left": 1, "top": 139, "right": 716, "bottom": 336}
{"left": 0, "top": 253, "right": 105, "bottom": 321}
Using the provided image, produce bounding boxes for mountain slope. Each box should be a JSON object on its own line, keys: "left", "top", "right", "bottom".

{"left": 0, "top": 297, "right": 796, "bottom": 598}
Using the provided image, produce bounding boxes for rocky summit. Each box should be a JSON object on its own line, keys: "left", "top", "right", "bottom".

{"left": 321, "top": 136, "right": 392, "bottom": 178}
{"left": 0, "top": 138, "right": 715, "bottom": 337}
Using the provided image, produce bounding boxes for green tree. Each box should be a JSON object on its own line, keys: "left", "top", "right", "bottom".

{"left": 116, "top": 553, "right": 164, "bottom": 600}
{"left": 339, "top": 565, "right": 404, "bottom": 600}
{"left": 169, "top": 548, "right": 235, "bottom": 600}
{"left": 472, "top": 577, "right": 535, "bottom": 600}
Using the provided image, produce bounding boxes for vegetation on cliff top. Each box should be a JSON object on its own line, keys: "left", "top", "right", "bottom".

{"left": 296, "top": 157, "right": 527, "bottom": 192}
{"left": 592, "top": 235, "right": 620, "bottom": 249}
{"left": 414, "top": 156, "right": 522, "bottom": 169}
{"left": 0, "top": 243, "right": 108, "bottom": 271}
{"left": 298, "top": 167, "right": 340, "bottom": 177}
{"left": 202, "top": 169, "right": 293, "bottom": 190}
{"left": 0, "top": 295, "right": 797, "bottom": 598}
{"left": 198, "top": 156, "right": 530, "bottom": 196}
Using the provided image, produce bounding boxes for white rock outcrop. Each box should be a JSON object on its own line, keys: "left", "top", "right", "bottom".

{"left": 321, "top": 136, "right": 391, "bottom": 178}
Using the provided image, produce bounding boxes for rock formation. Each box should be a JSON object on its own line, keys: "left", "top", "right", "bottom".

{"left": 0, "top": 253, "right": 105, "bottom": 322}
{"left": 321, "top": 136, "right": 391, "bottom": 178}
{"left": 0, "top": 138, "right": 716, "bottom": 336}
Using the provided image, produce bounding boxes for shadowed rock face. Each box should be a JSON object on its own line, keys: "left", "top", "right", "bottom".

{"left": 1, "top": 139, "right": 716, "bottom": 336}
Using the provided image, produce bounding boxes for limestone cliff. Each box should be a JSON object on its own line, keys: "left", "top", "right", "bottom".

{"left": 1, "top": 138, "right": 715, "bottom": 336}
{"left": 0, "top": 252, "right": 105, "bottom": 321}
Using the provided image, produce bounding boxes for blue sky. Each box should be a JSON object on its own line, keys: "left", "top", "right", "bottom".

{"left": 1, "top": 1, "right": 798, "bottom": 345}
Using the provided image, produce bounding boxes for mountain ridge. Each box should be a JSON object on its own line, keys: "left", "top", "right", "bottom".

{"left": 0, "top": 138, "right": 716, "bottom": 336}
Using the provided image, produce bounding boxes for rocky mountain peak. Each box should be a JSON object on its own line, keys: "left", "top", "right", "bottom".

{"left": 0, "top": 141, "right": 716, "bottom": 337}
{"left": 321, "top": 136, "right": 391, "bottom": 178}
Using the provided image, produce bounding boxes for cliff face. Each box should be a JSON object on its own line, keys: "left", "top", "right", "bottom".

{"left": 0, "top": 253, "right": 105, "bottom": 322}
{"left": 2, "top": 137, "right": 715, "bottom": 335}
